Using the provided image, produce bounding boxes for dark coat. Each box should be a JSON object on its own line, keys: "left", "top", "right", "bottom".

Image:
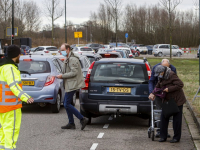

{"left": 149, "top": 63, "right": 176, "bottom": 94}
{"left": 153, "top": 71, "right": 186, "bottom": 106}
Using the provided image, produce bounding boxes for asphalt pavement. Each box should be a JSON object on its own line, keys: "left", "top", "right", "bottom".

{"left": 17, "top": 100, "right": 195, "bottom": 150}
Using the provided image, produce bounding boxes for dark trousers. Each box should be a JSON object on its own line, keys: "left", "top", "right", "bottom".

{"left": 160, "top": 105, "right": 183, "bottom": 140}
{"left": 63, "top": 90, "right": 83, "bottom": 124}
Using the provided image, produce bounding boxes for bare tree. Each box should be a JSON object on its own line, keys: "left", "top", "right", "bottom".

{"left": 43, "top": 0, "right": 64, "bottom": 45}
{"left": 24, "top": 1, "right": 40, "bottom": 33}
{"left": 104, "top": 0, "right": 122, "bottom": 46}
{"left": 160, "top": 0, "right": 182, "bottom": 59}
{"left": 0, "top": 0, "right": 12, "bottom": 38}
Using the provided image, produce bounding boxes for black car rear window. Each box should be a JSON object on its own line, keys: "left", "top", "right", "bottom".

{"left": 19, "top": 61, "right": 51, "bottom": 74}
{"left": 81, "top": 48, "right": 92, "bottom": 51}
{"left": 99, "top": 54, "right": 119, "bottom": 58}
{"left": 91, "top": 63, "right": 148, "bottom": 83}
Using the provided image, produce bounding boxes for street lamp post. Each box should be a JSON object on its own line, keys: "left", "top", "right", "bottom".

{"left": 11, "top": 0, "right": 14, "bottom": 45}
{"left": 65, "top": 0, "right": 67, "bottom": 43}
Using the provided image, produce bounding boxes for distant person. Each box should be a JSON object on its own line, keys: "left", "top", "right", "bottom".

{"left": 0, "top": 45, "right": 34, "bottom": 150}
{"left": 56, "top": 43, "right": 88, "bottom": 130}
{"left": 149, "top": 65, "right": 186, "bottom": 143}
{"left": 4, "top": 43, "right": 8, "bottom": 56}
{"left": 149, "top": 59, "right": 176, "bottom": 138}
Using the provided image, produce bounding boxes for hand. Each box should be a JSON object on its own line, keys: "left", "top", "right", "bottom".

{"left": 56, "top": 74, "right": 62, "bottom": 79}
{"left": 27, "top": 98, "right": 34, "bottom": 104}
{"left": 149, "top": 93, "right": 155, "bottom": 101}
{"left": 163, "top": 88, "right": 169, "bottom": 92}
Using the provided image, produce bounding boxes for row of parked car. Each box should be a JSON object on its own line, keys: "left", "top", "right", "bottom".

{"left": 18, "top": 44, "right": 153, "bottom": 125}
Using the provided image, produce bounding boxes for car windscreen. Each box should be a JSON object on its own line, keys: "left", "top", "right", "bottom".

{"left": 87, "top": 56, "right": 96, "bottom": 63}
{"left": 91, "top": 63, "right": 148, "bottom": 83}
{"left": 19, "top": 61, "right": 51, "bottom": 74}
{"left": 99, "top": 53, "right": 119, "bottom": 58}
{"left": 46, "top": 47, "right": 58, "bottom": 51}
{"left": 80, "top": 48, "right": 93, "bottom": 51}
{"left": 107, "top": 50, "right": 124, "bottom": 57}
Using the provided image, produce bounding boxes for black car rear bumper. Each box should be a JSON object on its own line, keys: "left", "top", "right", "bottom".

{"left": 79, "top": 93, "right": 151, "bottom": 116}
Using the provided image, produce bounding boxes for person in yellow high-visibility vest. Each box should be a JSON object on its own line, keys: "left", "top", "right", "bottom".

{"left": 0, "top": 45, "right": 34, "bottom": 150}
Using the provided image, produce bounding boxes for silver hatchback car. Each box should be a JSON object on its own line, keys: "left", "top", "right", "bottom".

{"left": 18, "top": 55, "right": 76, "bottom": 113}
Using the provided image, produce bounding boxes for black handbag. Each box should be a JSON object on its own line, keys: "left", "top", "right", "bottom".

{"left": 162, "top": 98, "right": 180, "bottom": 118}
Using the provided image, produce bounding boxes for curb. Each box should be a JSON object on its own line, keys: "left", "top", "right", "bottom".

{"left": 186, "top": 100, "right": 200, "bottom": 134}
{"left": 184, "top": 100, "right": 200, "bottom": 150}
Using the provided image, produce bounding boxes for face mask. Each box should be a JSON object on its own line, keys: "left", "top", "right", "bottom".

{"left": 61, "top": 51, "right": 67, "bottom": 56}
{"left": 159, "top": 74, "right": 163, "bottom": 78}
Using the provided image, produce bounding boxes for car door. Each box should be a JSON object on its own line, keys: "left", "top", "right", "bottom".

{"left": 172, "top": 45, "right": 177, "bottom": 55}
{"left": 52, "top": 59, "right": 65, "bottom": 102}
{"left": 164, "top": 45, "right": 170, "bottom": 55}
{"left": 158, "top": 45, "right": 165, "bottom": 55}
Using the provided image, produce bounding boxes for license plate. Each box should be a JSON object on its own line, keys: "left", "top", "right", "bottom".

{"left": 107, "top": 87, "right": 131, "bottom": 93}
{"left": 22, "top": 81, "right": 35, "bottom": 86}
{"left": 52, "top": 53, "right": 56, "bottom": 55}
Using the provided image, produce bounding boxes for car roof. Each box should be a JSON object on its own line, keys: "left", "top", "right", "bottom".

{"left": 20, "top": 55, "right": 57, "bottom": 61}
{"left": 98, "top": 58, "right": 145, "bottom": 63}
{"left": 113, "top": 47, "right": 130, "bottom": 50}
{"left": 38, "top": 46, "right": 57, "bottom": 48}
{"left": 81, "top": 53, "right": 101, "bottom": 57}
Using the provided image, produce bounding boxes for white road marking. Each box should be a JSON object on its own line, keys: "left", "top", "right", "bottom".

{"left": 103, "top": 124, "right": 109, "bottom": 129}
{"left": 97, "top": 133, "right": 104, "bottom": 139}
{"left": 108, "top": 116, "right": 113, "bottom": 120}
{"left": 90, "top": 143, "right": 98, "bottom": 150}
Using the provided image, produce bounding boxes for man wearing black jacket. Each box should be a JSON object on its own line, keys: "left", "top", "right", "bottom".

{"left": 4, "top": 43, "right": 8, "bottom": 56}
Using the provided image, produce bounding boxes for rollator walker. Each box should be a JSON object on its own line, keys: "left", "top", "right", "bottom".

{"left": 148, "top": 101, "right": 173, "bottom": 141}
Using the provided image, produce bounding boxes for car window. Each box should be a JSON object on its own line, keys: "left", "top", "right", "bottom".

{"left": 81, "top": 48, "right": 92, "bottom": 51}
{"left": 84, "top": 58, "right": 90, "bottom": 68}
{"left": 19, "top": 61, "right": 51, "bottom": 74}
{"left": 79, "top": 59, "right": 84, "bottom": 69}
{"left": 57, "top": 59, "right": 64, "bottom": 68}
{"left": 94, "top": 44, "right": 99, "bottom": 47}
{"left": 100, "top": 53, "right": 120, "bottom": 58}
{"left": 91, "top": 63, "right": 147, "bottom": 83}
{"left": 37, "top": 47, "right": 45, "bottom": 51}
{"left": 53, "top": 60, "right": 62, "bottom": 73}
{"left": 87, "top": 56, "right": 96, "bottom": 63}
{"left": 46, "top": 47, "right": 58, "bottom": 51}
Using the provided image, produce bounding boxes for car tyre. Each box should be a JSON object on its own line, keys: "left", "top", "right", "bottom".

{"left": 80, "top": 109, "right": 92, "bottom": 124}
{"left": 72, "top": 92, "right": 76, "bottom": 106}
{"left": 158, "top": 52, "right": 163, "bottom": 57}
{"left": 51, "top": 93, "right": 61, "bottom": 113}
{"left": 177, "top": 52, "right": 181, "bottom": 57}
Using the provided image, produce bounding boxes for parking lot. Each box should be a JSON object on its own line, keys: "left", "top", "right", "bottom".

{"left": 16, "top": 100, "right": 195, "bottom": 150}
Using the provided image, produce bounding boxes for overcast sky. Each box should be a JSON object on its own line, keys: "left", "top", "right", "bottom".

{"left": 29, "top": 0, "right": 197, "bottom": 28}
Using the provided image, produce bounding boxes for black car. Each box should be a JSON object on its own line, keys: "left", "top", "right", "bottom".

{"left": 79, "top": 58, "right": 152, "bottom": 124}
{"left": 81, "top": 53, "right": 102, "bottom": 63}
{"left": 86, "top": 43, "right": 105, "bottom": 53}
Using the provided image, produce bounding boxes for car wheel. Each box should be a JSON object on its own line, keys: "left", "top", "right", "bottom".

{"left": 158, "top": 52, "right": 163, "bottom": 57}
{"left": 177, "top": 52, "right": 181, "bottom": 57}
{"left": 71, "top": 92, "right": 76, "bottom": 106}
{"left": 51, "top": 93, "right": 61, "bottom": 113}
